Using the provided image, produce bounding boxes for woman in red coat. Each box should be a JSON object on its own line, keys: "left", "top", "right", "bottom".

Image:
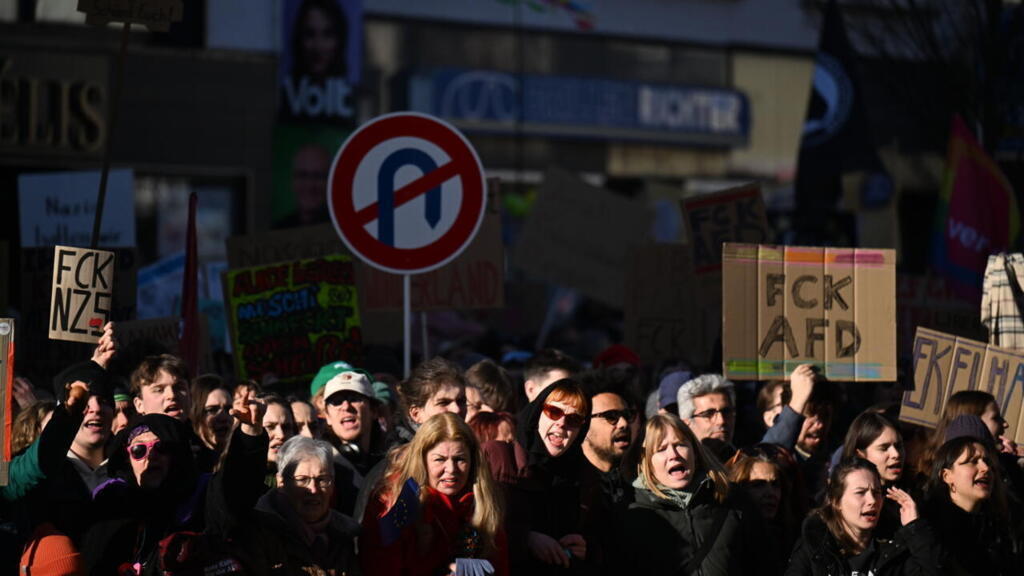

{"left": 362, "top": 413, "right": 509, "bottom": 576}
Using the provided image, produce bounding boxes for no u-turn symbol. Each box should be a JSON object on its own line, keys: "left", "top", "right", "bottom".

{"left": 329, "top": 113, "right": 486, "bottom": 275}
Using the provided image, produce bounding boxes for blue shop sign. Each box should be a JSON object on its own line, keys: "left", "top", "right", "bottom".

{"left": 408, "top": 68, "right": 750, "bottom": 146}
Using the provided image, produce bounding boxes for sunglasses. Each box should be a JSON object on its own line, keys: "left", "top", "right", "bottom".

{"left": 542, "top": 404, "right": 586, "bottom": 428}
{"left": 127, "top": 439, "right": 165, "bottom": 461}
{"left": 591, "top": 408, "right": 635, "bottom": 425}
{"left": 326, "top": 391, "right": 368, "bottom": 407}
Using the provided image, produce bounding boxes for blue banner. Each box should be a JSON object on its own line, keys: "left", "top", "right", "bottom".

{"left": 408, "top": 68, "right": 749, "bottom": 146}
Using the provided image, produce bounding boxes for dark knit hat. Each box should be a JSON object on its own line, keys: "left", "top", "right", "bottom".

{"left": 944, "top": 414, "right": 993, "bottom": 444}
{"left": 20, "top": 523, "right": 83, "bottom": 576}
{"left": 658, "top": 370, "right": 692, "bottom": 409}
{"left": 52, "top": 361, "right": 114, "bottom": 405}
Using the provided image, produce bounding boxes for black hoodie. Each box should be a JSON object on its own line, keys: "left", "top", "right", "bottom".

{"left": 509, "top": 380, "right": 592, "bottom": 575}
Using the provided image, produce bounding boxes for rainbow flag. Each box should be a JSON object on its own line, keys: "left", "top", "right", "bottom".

{"left": 932, "top": 115, "right": 1020, "bottom": 300}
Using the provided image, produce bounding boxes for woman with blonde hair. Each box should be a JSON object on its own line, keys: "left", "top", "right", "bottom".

{"left": 361, "top": 412, "right": 508, "bottom": 576}
{"left": 615, "top": 414, "right": 749, "bottom": 575}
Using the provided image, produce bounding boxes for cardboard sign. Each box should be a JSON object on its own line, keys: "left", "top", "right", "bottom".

{"left": 722, "top": 243, "right": 896, "bottom": 381}
{"left": 681, "top": 184, "right": 770, "bottom": 274}
{"left": 49, "top": 246, "right": 116, "bottom": 344}
{"left": 112, "top": 316, "right": 212, "bottom": 373}
{"left": 901, "top": 327, "right": 1024, "bottom": 443}
{"left": 77, "top": 0, "right": 184, "bottom": 32}
{"left": 0, "top": 319, "right": 13, "bottom": 486}
{"left": 624, "top": 244, "right": 707, "bottom": 366}
{"left": 225, "top": 254, "right": 362, "bottom": 383}
{"left": 362, "top": 211, "right": 504, "bottom": 311}
{"left": 18, "top": 170, "right": 136, "bottom": 248}
{"left": 512, "top": 167, "right": 650, "bottom": 307}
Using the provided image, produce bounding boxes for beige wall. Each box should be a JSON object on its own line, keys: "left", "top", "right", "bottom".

{"left": 729, "top": 51, "right": 814, "bottom": 179}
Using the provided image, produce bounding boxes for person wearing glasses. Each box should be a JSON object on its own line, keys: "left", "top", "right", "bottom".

{"left": 241, "top": 435, "right": 359, "bottom": 575}
{"left": 361, "top": 413, "right": 508, "bottom": 576}
{"left": 509, "top": 379, "right": 591, "bottom": 575}
{"left": 322, "top": 368, "right": 386, "bottom": 476}
{"left": 677, "top": 373, "right": 739, "bottom": 462}
{"left": 189, "top": 374, "right": 233, "bottom": 456}
{"left": 83, "top": 393, "right": 269, "bottom": 575}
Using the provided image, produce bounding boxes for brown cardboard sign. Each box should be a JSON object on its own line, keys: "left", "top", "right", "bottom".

{"left": 512, "top": 167, "right": 650, "bottom": 307}
{"left": 0, "top": 318, "right": 13, "bottom": 486}
{"left": 77, "top": 0, "right": 184, "bottom": 32}
{"left": 624, "top": 244, "right": 705, "bottom": 366}
{"left": 901, "top": 327, "right": 1024, "bottom": 443}
{"left": 49, "top": 246, "right": 115, "bottom": 344}
{"left": 362, "top": 211, "right": 504, "bottom": 311}
{"left": 722, "top": 243, "right": 896, "bottom": 381}
{"left": 117, "top": 316, "right": 213, "bottom": 374}
{"left": 681, "top": 183, "right": 770, "bottom": 274}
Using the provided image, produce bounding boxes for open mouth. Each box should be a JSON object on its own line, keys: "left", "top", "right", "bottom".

{"left": 339, "top": 415, "right": 358, "bottom": 428}
{"left": 861, "top": 510, "right": 879, "bottom": 522}
{"left": 612, "top": 433, "right": 630, "bottom": 448}
{"left": 83, "top": 419, "right": 104, "bottom": 432}
{"left": 164, "top": 404, "right": 183, "bottom": 418}
{"left": 667, "top": 463, "right": 689, "bottom": 480}
{"left": 547, "top": 431, "right": 568, "bottom": 449}
{"left": 975, "top": 476, "right": 992, "bottom": 489}
{"left": 438, "top": 476, "right": 461, "bottom": 489}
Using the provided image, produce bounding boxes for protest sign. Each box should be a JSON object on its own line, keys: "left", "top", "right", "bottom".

{"left": 901, "top": 327, "right": 1024, "bottom": 443}
{"left": 722, "top": 243, "right": 896, "bottom": 381}
{"left": 512, "top": 167, "right": 650, "bottom": 307}
{"left": 116, "top": 316, "right": 213, "bottom": 373}
{"left": 18, "top": 170, "right": 136, "bottom": 248}
{"left": 77, "top": 0, "right": 184, "bottom": 32}
{"left": 0, "top": 318, "right": 13, "bottom": 485}
{"left": 225, "top": 254, "right": 362, "bottom": 384}
{"left": 624, "top": 244, "right": 711, "bottom": 367}
{"left": 361, "top": 211, "right": 504, "bottom": 311}
{"left": 681, "top": 183, "right": 770, "bottom": 274}
{"left": 49, "top": 246, "right": 116, "bottom": 344}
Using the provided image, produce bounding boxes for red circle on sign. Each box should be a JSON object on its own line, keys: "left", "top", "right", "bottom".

{"left": 328, "top": 112, "right": 487, "bottom": 275}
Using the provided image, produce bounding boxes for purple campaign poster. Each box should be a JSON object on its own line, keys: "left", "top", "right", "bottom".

{"left": 280, "top": 0, "right": 362, "bottom": 123}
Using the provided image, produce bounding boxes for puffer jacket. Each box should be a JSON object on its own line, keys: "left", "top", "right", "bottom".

{"left": 613, "top": 475, "right": 746, "bottom": 576}
{"left": 785, "top": 513, "right": 941, "bottom": 576}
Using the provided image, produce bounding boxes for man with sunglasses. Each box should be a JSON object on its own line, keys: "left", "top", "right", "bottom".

{"left": 578, "top": 372, "right": 638, "bottom": 575}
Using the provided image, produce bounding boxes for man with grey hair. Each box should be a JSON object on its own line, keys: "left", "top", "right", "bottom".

{"left": 676, "top": 373, "right": 736, "bottom": 444}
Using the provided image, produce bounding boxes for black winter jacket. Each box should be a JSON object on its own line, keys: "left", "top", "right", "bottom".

{"left": 613, "top": 477, "right": 746, "bottom": 576}
{"left": 921, "top": 495, "right": 1022, "bottom": 576}
{"left": 785, "top": 513, "right": 941, "bottom": 576}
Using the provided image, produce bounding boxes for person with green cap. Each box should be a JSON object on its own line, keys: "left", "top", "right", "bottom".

{"left": 309, "top": 360, "right": 354, "bottom": 417}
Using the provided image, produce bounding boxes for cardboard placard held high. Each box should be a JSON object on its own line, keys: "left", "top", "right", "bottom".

{"left": 722, "top": 243, "right": 896, "bottom": 381}
{"left": 49, "top": 246, "right": 115, "bottom": 344}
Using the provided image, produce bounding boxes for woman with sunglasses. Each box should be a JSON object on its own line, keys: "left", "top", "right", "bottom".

{"left": 728, "top": 445, "right": 797, "bottom": 576}
{"left": 786, "top": 458, "right": 940, "bottom": 576}
{"left": 82, "top": 397, "right": 270, "bottom": 575}
{"left": 189, "top": 374, "right": 234, "bottom": 455}
{"left": 614, "top": 414, "right": 751, "bottom": 575}
{"left": 507, "top": 379, "right": 591, "bottom": 575}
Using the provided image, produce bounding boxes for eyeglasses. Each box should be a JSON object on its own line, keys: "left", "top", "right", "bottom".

{"left": 326, "top": 391, "right": 367, "bottom": 407}
{"left": 541, "top": 404, "right": 586, "bottom": 428}
{"left": 127, "top": 440, "right": 165, "bottom": 461}
{"left": 204, "top": 405, "right": 230, "bottom": 417}
{"left": 591, "top": 409, "right": 634, "bottom": 425}
{"left": 691, "top": 407, "right": 736, "bottom": 420}
{"left": 291, "top": 475, "right": 334, "bottom": 489}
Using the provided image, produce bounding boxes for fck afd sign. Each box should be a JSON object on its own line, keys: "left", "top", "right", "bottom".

{"left": 49, "top": 246, "right": 115, "bottom": 343}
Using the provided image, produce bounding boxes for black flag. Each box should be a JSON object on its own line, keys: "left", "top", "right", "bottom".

{"left": 794, "top": 0, "right": 885, "bottom": 242}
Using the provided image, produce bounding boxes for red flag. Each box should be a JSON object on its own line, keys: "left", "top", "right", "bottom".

{"left": 180, "top": 193, "right": 199, "bottom": 377}
{"left": 932, "top": 115, "right": 1020, "bottom": 299}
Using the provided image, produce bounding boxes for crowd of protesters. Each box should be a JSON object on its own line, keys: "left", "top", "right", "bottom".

{"left": 5, "top": 324, "right": 1024, "bottom": 575}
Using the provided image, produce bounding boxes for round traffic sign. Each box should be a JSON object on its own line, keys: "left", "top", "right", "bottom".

{"left": 328, "top": 112, "right": 487, "bottom": 275}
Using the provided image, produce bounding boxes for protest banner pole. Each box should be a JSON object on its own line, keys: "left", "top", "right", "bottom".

{"left": 421, "top": 311, "right": 429, "bottom": 359}
{"left": 90, "top": 21, "right": 131, "bottom": 248}
{"left": 403, "top": 275, "right": 411, "bottom": 378}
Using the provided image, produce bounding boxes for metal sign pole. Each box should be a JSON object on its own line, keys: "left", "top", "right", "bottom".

{"left": 421, "top": 311, "right": 429, "bottom": 359}
{"left": 403, "top": 274, "right": 411, "bottom": 379}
